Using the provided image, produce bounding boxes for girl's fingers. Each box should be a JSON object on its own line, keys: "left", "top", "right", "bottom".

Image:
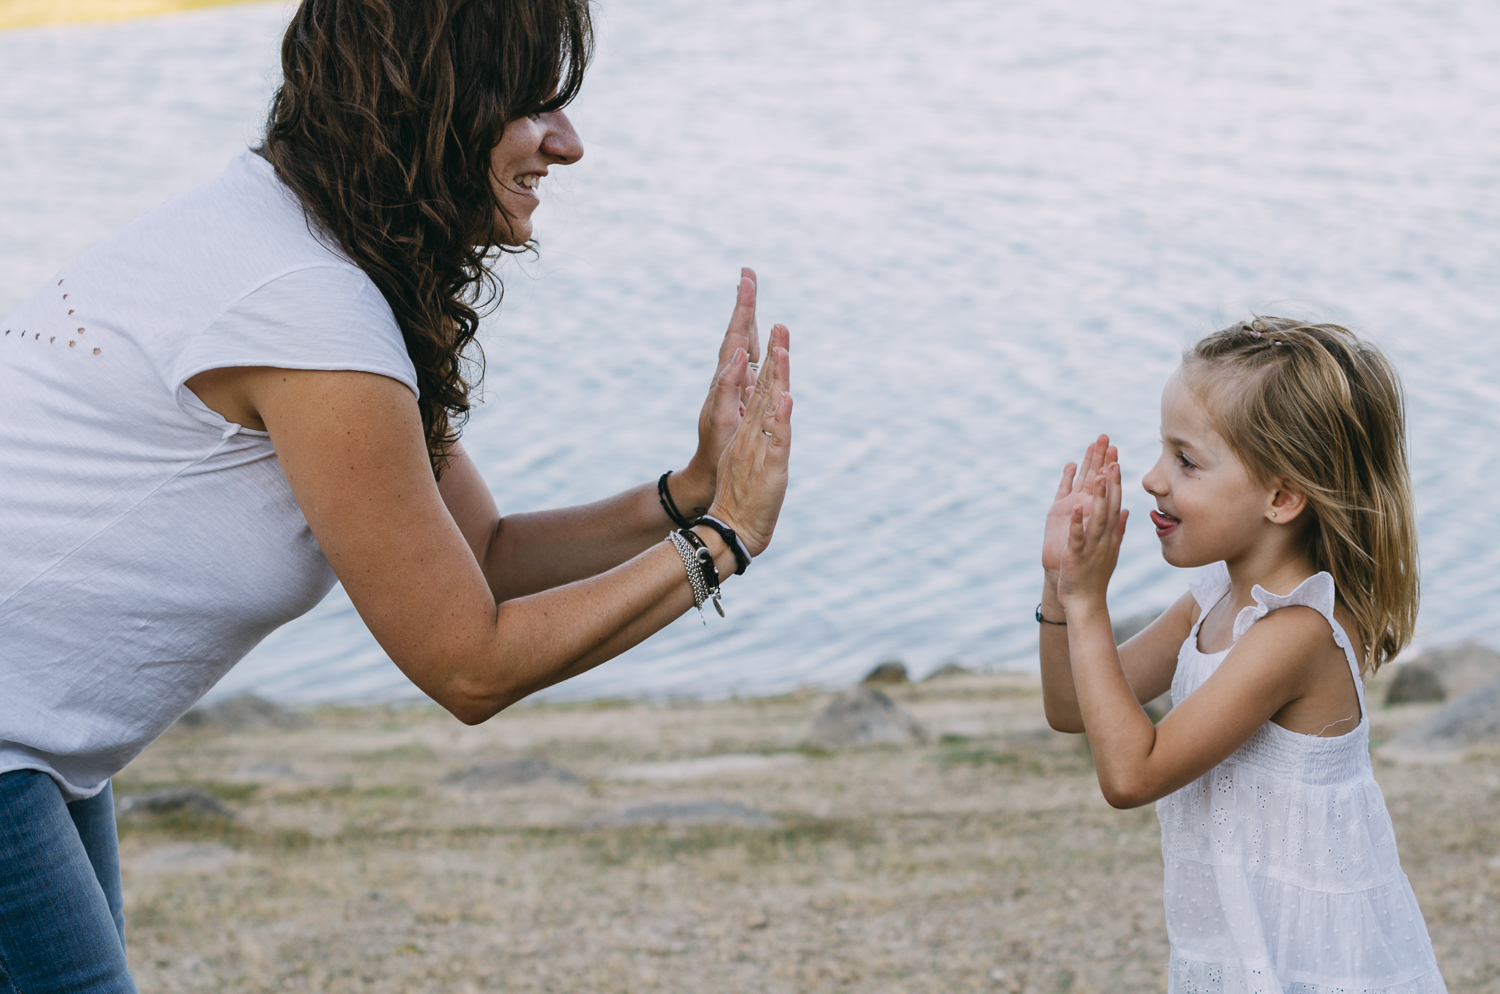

{"left": 1107, "top": 462, "right": 1123, "bottom": 527}
{"left": 1078, "top": 439, "right": 1099, "bottom": 489}
{"left": 1089, "top": 474, "right": 1110, "bottom": 541}
{"left": 1054, "top": 462, "right": 1077, "bottom": 502}
{"left": 1082, "top": 434, "right": 1109, "bottom": 484}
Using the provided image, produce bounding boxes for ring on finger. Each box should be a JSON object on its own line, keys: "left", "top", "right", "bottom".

{"left": 747, "top": 362, "right": 760, "bottom": 374}
{"left": 761, "top": 429, "right": 775, "bottom": 438}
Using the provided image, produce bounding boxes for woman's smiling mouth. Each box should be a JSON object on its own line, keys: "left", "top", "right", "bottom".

{"left": 1150, "top": 510, "right": 1180, "bottom": 537}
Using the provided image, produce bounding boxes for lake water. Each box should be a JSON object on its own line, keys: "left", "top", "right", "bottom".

{"left": 3, "top": 0, "right": 1499, "bottom": 703}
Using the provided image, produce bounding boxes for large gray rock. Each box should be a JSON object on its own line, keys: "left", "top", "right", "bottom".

{"left": 1385, "top": 643, "right": 1500, "bottom": 705}
{"left": 1378, "top": 676, "right": 1500, "bottom": 763}
{"left": 443, "top": 758, "right": 582, "bottom": 788}
{"left": 861, "top": 659, "right": 910, "bottom": 685}
{"left": 807, "top": 686, "right": 927, "bottom": 748}
{"left": 584, "top": 800, "right": 776, "bottom": 829}
{"left": 178, "top": 693, "right": 307, "bottom": 732}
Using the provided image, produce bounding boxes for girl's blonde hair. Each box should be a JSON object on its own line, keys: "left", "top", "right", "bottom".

{"left": 1184, "top": 318, "right": 1418, "bottom": 674}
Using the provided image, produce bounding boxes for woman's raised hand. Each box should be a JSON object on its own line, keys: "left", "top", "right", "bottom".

{"left": 677, "top": 269, "right": 764, "bottom": 513}
{"left": 705, "top": 323, "right": 791, "bottom": 557}
{"left": 1042, "top": 434, "right": 1117, "bottom": 582}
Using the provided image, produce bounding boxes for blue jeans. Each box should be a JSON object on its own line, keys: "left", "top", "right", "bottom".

{"left": 0, "top": 769, "right": 137, "bottom": 993}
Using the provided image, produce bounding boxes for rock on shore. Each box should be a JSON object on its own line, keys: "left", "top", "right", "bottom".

{"left": 807, "top": 686, "right": 927, "bottom": 748}
{"left": 1378, "top": 676, "right": 1500, "bottom": 763}
{"left": 1385, "top": 643, "right": 1500, "bottom": 704}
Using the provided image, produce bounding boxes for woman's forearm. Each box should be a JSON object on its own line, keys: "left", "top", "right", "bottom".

{"left": 482, "top": 470, "right": 711, "bottom": 601}
{"left": 430, "top": 525, "right": 739, "bottom": 722}
{"left": 436, "top": 444, "right": 715, "bottom": 601}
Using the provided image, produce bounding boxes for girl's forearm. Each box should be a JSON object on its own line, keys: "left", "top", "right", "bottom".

{"left": 1063, "top": 598, "right": 1160, "bottom": 808}
{"left": 1038, "top": 575, "right": 1086, "bottom": 731}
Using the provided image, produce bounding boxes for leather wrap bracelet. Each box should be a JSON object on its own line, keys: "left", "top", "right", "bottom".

{"left": 694, "top": 515, "right": 751, "bottom": 575}
{"left": 657, "top": 471, "right": 696, "bottom": 529}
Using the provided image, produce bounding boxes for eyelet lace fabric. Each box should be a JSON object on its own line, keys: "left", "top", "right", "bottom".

{"left": 1157, "top": 563, "right": 1446, "bottom": 993}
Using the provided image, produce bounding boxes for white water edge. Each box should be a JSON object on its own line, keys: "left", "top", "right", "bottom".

{"left": 2, "top": 0, "right": 1498, "bottom": 704}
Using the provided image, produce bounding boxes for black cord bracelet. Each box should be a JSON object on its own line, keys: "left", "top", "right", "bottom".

{"left": 694, "top": 515, "right": 751, "bottom": 575}
{"left": 657, "top": 471, "right": 697, "bottom": 529}
{"left": 1035, "top": 604, "right": 1067, "bottom": 626}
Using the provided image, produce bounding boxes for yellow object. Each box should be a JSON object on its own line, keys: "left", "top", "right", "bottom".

{"left": 0, "top": 0, "right": 278, "bottom": 30}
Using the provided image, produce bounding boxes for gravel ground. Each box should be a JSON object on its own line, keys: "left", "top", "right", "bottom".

{"left": 112, "top": 673, "right": 1500, "bottom": 992}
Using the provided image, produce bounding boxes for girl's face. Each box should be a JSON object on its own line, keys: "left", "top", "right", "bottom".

{"left": 489, "top": 110, "right": 584, "bottom": 245}
{"left": 1141, "top": 368, "right": 1274, "bottom": 568}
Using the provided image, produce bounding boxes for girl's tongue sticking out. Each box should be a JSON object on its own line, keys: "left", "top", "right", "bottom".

{"left": 1150, "top": 510, "right": 1179, "bottom": 537}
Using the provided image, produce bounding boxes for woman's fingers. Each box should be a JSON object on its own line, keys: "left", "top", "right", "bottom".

{"left": 718, "top": 268, "right": 761, "bottom": 375}
{"left": 708, "top": 325, "right": 791, "bottom": 556}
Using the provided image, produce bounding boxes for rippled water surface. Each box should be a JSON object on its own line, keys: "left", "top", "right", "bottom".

{"left": 3, "top": 0, "right": 1498, "bottom": 702}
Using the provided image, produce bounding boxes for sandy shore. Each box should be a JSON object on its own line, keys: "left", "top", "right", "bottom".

{"left": 113, "top": 672, "right": 1499, "bottom": 992}
{"left": 0, "top": 0, "right": 269, "bottom": 30}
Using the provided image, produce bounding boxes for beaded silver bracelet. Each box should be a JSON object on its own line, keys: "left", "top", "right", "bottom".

{"left": 668, "top": 531, "right": 712, "bottom": 623}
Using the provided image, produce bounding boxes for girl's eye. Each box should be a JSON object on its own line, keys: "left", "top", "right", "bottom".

{"left": 1176, "top": 453, "right": 1196, "bottom": 470}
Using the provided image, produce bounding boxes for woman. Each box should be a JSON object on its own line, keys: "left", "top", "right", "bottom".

{"left": 0, "top": 0, "right": 792, "bottom": 988}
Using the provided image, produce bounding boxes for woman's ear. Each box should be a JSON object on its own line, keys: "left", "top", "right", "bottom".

{"left": 1266, "top": 482, "right": 1309, "bottom": 524}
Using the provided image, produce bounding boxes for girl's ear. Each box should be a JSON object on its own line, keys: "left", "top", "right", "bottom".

{"left": 1267, "top": 482, "right": 1309, "bottom": 524}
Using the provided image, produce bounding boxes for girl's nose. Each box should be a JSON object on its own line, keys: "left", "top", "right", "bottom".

{"left": 1142, "top": 460, "right": 1166, "bottom": 496}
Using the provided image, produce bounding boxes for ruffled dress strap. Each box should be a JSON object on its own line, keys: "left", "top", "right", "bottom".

{"left": 1188, "top": 561, "right": 1232, "bottom": 625}
{"left": 1233, "top": 571, "right": 1365, "bottom": 711}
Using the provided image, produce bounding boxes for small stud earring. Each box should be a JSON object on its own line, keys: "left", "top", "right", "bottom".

{"left": 1271, "top": 511, "right": 1278, "bottom": 519}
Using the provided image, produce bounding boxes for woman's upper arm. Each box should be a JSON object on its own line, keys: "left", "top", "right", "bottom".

{"left": 243, "top": 367, "right": 499, "bottom": 679}
{"left": 1117, "top": 589, "right": 1197, "bottom": 704}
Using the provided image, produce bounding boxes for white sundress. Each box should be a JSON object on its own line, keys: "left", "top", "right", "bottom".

{"left": 1157, "top": 562, "right": 1446, "bottom": 994}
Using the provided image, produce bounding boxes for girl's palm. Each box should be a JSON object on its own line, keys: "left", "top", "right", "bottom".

{"left": 1042, "top": 435, "right": 1116, "bottom": 577}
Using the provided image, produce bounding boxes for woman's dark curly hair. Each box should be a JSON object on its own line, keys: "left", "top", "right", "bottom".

{"left": 260, "top": 0, "right": 592, "bottom": 475}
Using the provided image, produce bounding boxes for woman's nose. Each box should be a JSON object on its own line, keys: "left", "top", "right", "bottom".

{"left": 541, "top": 111, "right": 583, "bottom": 165}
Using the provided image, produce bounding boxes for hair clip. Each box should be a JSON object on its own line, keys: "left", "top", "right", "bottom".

{"left": 1248, "top": 328, "right": 1262, "bottom": 339}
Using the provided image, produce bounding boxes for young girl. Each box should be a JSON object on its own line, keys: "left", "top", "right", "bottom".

{"left": 1038, "top": 319, "right": 1446, "bottom": 993}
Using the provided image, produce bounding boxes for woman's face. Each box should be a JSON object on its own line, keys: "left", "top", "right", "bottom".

{"left": 489, "top": 110, "right": 584, "bottom": 245}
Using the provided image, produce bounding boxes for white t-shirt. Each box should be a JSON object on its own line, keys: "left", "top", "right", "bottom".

{"left": 0, "top": 151, "right": 418, "bottom": 801}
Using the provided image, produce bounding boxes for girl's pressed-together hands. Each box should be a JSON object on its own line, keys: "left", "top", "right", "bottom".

{"left": 1056, "top": 456, "right": 1129, "bottom": 609}
{"left": 1042, "top": 434, "right": 1117, "bottom": 583}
